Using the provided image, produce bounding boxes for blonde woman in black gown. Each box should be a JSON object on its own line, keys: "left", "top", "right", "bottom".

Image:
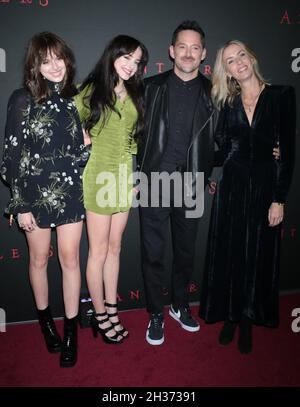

{"left": 200, "top": 40, "right": 296, "bottom": 354}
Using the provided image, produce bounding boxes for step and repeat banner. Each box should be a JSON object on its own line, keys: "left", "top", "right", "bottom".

{"left": 0, "top": 0, "right": 299, "bottom": 323}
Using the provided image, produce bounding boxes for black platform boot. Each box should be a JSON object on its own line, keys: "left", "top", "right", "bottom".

{"left": 238, "top": 317, "right": 253, "bottom": 354}
{"left": 60, "top": 315, "right": 78, "bottom": 368}
{"left": 37, "top": 306, "right": 62, "bottom": 353}
{"left": 218, "top": 320, "right": 237, "bottom": 346}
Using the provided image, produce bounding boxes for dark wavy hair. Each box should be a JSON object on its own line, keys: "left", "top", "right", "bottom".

{"left": 79, "top": 35, "right": 148, "bottom": 140}
{"left": 24, "top": 31, "right": 77, "bottom": 102}
{"left": 171, "top": 20, "right": 206, "bottom": 48}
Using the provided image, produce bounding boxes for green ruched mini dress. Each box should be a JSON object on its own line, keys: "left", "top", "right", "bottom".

{"left": 75, "top": 86, "right": 137, "bottom": 215}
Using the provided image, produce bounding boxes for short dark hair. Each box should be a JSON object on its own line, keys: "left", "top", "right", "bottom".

{"left": 171, "top": 20, "right": 206, "bottom": 47}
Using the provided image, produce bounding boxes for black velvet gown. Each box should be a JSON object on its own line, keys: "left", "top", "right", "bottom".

{"left": 200, "top": 85, "right": 296, "bottom": 327}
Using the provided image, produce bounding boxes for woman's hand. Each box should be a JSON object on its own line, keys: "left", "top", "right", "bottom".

{"left": 132, "top": 186, "right": 139, "bottom": 196}
{"left": 273, "top": 146, "right": 280, "bottom": 160}
{"left": 17, "top": 212, "right": 37, "bottom": 232}
{"left": 268, "top": 203, "right": 284, "bottom": 227}
{"left": 83, "top": 128, "right": 91, "bottom": 146}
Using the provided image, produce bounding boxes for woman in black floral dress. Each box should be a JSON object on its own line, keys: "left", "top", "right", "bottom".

{"left": 0, "top": 32, "right": 89, "bottom": 367}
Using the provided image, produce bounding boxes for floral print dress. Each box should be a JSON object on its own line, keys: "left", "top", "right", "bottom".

{"left": 1, "top": 81, "right": 88, "bottom": 228}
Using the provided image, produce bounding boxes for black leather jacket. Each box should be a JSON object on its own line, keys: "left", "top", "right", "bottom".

{"left": 137, "top": 70, "right": 217, "bottom": 199}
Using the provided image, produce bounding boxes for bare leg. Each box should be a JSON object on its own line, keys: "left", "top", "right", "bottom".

{"left": 56, "top": 221, "right": 83, "bottom": 318}
{"left": 25, "top": 226, "right": 51, "bottom": 310}
{"left": 86, "top": 210, "right": 122, "bottom": 340}
{"left": 86, "top": 211, "right": 111, "bottom": 312}
{"left": 103, "top": 211, "right": 129, "bottom": 300}
{"left": 103, "top": 211, "right": 129, "bottom": 336}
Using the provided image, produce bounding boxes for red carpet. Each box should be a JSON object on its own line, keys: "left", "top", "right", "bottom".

{"left": 0, "top": 293, "right": 299, "bottom": 387}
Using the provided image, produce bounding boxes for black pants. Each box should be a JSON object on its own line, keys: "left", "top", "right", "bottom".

{"left": 139, "top": 180, "right": 199, "bottom": 314}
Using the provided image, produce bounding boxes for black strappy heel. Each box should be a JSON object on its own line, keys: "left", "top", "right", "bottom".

{"left": 91, "top": 311, "right": 123, "bottom": 344}
{"left": 105, "top": 302, "right": 129, "bottom": 339}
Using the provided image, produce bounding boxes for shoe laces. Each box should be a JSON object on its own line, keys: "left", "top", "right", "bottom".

{"left": 150, "top": 314, "right": 163, "bottom": 328}
{"left": 179, "top": 307, "right": 194, "bottom": 321}
{"left": 180, "top": 307, "right": 191, "bottom": 315}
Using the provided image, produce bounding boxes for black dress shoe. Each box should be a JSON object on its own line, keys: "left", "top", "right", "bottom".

{"left": 60, "top": 315, "right": 78, "bottom": 368}
{"left": 238, "top": 317, "right": 253, "bottom": 354}
{"left": 37, "top": 306, "right": 62, "bottom": 353}
{"left": 218, "top": 320, "right": 237, "bottom": 346}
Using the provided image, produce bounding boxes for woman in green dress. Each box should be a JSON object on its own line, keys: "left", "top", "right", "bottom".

{"left": 75, "top": 35, "right": 148, "bottom": 344}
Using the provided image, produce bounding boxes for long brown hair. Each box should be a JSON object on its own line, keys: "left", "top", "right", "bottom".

{"left": 24, "top": 31, "right": 77, "bottom": 102}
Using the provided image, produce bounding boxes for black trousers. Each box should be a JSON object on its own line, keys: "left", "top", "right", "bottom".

{"left": 139, "top": 182, "right": 199, "bottom": 314}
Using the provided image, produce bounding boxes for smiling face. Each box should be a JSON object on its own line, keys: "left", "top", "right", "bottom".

{"left": 39, "top": 49, "right": 66, "bottom": 82}
{"left": 222, "top": 43, "right": 254, "bottom": 83}
{"left": 114, "top": 46, "right": 142, "bottom": 82}
{"left": 169, "top": 29, "right": 206, "bottom": 80}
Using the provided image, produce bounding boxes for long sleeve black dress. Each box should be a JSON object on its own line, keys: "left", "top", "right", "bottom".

{"left": 200, "top": 85, "right": 296, "bottom": 327}
{"left": 1, "top": 81, "right": 89, "bottom": 228}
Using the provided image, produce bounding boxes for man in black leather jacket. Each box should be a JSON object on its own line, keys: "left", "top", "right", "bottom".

{"left": 137, "top": 21, "right": 217, "bottom": 345}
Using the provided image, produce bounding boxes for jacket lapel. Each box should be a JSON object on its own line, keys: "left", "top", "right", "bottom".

{"left": 190, "top": 84, "right": 213, "bottom": 145}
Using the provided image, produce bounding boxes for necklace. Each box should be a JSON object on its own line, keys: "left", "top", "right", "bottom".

{"left": 241, "top": 85, "right": 264, "bottom": 113}
{"left": 115, "top": 86, "right": 126, "bottom": 99}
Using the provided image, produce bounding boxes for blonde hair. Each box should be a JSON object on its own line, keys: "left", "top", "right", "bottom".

{"left": 211, "top": 40, "right": 268, "bottom": 110}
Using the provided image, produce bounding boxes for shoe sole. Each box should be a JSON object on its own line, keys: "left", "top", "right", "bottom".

{"left": 60, "top": 358, "right": 77, "bottom": 368}
{"left": 169, "top": 309, "right": 200, "bottom": 332}
{"left": 46, "top": 345, "right": 62, "bottom": 353}
{"left": 146, "top": 331, "right": 164, "bottom": 345}
{"left": 218, "top": 333, "right": 236, "bottom": 346}
{"left": 238, "top": 339, "right": 252, "bottom": 354}
{"left": 218, "top": 339, "right": 233, "bottom": 346}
